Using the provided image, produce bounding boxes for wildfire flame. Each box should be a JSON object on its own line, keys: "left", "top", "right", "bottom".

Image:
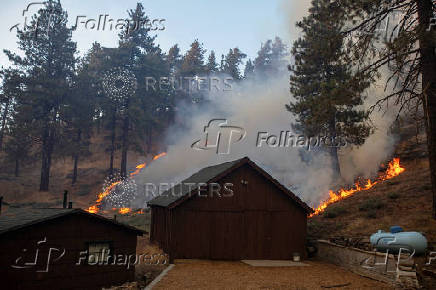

{"left": 86, "top": 152, "right": 167, "bottom": 214}
{"left": 309, "top": 158, "right": 405, "bottom": 217}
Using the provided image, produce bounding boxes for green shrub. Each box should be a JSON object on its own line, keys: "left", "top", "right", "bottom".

{"left": 323, "top": 206, "right": 347, "bottom": 218}
{"left": 359, "top": 199, "right": 385, "bottom": 211}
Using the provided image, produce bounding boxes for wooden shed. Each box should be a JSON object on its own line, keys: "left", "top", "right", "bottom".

{"left": 0, "top": 208, "right": 143, "bottom": 290}
{"left": 148, "top": 157, "right": 313, "bottom": 260}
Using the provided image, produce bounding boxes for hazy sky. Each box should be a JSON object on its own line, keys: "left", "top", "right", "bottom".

{"left": 0, "top": 0, "right": 306, "bottom": 69}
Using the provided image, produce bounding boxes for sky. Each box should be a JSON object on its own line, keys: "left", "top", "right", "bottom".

{"left": 0, "top": 0, "right": 307, "bottom": 69}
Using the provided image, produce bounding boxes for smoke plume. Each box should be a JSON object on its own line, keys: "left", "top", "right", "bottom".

{"left": 131, "top": 0, "right": 400, "bottom": 209}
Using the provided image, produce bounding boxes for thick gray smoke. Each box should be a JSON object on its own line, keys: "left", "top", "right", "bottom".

{"left": 130, "top": 0, "right": 400, "bottom": 209}
{"left": 133, "top": 70, "right": 398, "bottom": 208}
{"left": 136, "top": 73, "right": 337, "bottom": 207}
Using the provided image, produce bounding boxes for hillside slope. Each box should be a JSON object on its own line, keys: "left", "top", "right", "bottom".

{"left": 0, "top": 134, "right": 161, "bottom": 210}
{"left": 309, "top": 125, "right": 436, "bottom": 242}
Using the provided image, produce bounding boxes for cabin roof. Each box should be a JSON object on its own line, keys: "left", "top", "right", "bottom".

{"left": 147, "top": 157, "right": 313, "bottom": 213}
{"left": 0, "top": 208, "right": 144, "bottom": 236}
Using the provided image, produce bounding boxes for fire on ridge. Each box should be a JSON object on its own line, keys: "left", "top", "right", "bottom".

{"left": 86, "top": 153, "right": 404, "bottom": 217}
{"left": 309, "top": 157, "right": 405, "bottom": 218}
{"left": 86, "top": 152, "right": 167, "bottom": 215}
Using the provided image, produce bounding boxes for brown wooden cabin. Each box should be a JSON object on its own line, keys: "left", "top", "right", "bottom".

{"left": 148, "top": 157, "right": 313, "bottom": 261}
{"left": 0, "top": 208, "right": 143, "bottom": 290}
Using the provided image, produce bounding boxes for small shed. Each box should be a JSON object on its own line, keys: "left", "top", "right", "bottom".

{"left": 148, "top": 157, "right": 313, "bottom": 260}
{"left": 0, "top": 208, "right": 143, "bottom": 290}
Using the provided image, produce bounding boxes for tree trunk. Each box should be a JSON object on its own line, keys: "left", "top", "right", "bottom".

{"left": 329, "top": 145, "right": 341, "bottom": 180}
{"left": 72, "top": 154, "right": 78, "bottom": 185}
{"left": 97, "top": 116, "right": 101, "bottom": 135}
{"left": 15, "top": 158, "right": 19, "bottom": 177}
{"left": 120, "top": 106, "right": 130, "bottom": 178}
{"left": 109, "top": 110, "right": 116, "bottom": 176}
{"left": 72, "top": 129, "right": 81, "bottom": 185}
{"left": 40, "top": 126, "right": 54, "bottom": 191}
{"left": 417, "top": 0, "right": 436, "bottom": 219}
{"left": 329, "top": 116, "right": 341, "bottom": 180}
{"left": 0, "top": 98, "right": 10, "bottom": 151}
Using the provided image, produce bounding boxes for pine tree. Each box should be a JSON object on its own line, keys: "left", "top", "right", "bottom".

{"left": 244, "top": 59, "right": 255, "bottom": 79}
{"left": 254, "top": 40, "right": 272, "bottom": 74}
{"left": 4, "top": 0, "right": 76, "bottom": 191}
{"left": 0, "top": 70, "right": 21, "bottom": 151}
{"left": 4, "top": 118, "right": 32, "bottom": 177}
{"left": 65, "top": 56, "right": 96, "bottom": 184}
{"left": 180, "top": 40, "right": 205, "bottom": 76}
{"left": 167, "top": 44, "right": 182, "bottom": 74}
{"left": 270, "top": 37, "right": 289, "bottom": 73}
{"left": 219, "top": 54, "right": 225, "bottom": 72}
{"left": 253, "top": 37, "right": 288, "bottom": 77}
{"left": 0, "top": 92, "right": 7, "bottom": 151}
{"left": 287, "top": 0, "right": 372, "bottom": 179}
{"left": 116, "top": 3, "right": 169, "bottom": 177}
{"left": 222, "top": 48, "right": 247, "bottom": 80}
{"left": 337, "top": 0, "right": 436, "bottom": 218}
{"left": 206, "top": 50, "right": 218, "bottom": 74}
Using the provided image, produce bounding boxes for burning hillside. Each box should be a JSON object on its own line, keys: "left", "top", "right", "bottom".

{"left": 86, "top": 152, "right": 167, "bottom": 214}
{"left": 309, "top": 157, "right": 405, "bottom": 217}
{"left": 86, "top": 154, "right": 405, "bottom": 217}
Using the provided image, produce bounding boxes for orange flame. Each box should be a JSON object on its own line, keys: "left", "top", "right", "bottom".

{"left": 309, "top": 158, "right": 405, "bottom": 217}
{"left": 86, "top": 152, "right": 167, "bottom": 214}
{"left": 153, "top": 152, "right": 167, "bottom": 160}
{"left": 118, "top": 208, "right": 132, "bottom": 214}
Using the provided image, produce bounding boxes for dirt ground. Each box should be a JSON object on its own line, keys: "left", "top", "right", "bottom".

{"left": 153, "top": 259, "right": 392, "bottom": 289}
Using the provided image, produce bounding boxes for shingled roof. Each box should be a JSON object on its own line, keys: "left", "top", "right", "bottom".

{"left": 0, "top": 208, "right": 144, "bottom": 236}
{"left": 147, "top": 157, "right": 313, "bottom": 213}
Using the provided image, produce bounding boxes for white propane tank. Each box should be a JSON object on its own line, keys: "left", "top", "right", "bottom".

{"left": 370, "top": 229, "right": 427, "bottom": 255}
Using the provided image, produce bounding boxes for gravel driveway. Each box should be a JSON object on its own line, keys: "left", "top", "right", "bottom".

{"left": 153, "top": 260, "right": 393, "bottom": 289}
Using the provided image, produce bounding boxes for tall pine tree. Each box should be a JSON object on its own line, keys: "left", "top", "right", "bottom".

{"left": 4, "top": 0, "right": 76, "bottom": 191}
{"left": 222, "top": 48, "right": 246, "bottom": 80}
{"left": 287, "top": 0, "right": 372, "bottom": 179}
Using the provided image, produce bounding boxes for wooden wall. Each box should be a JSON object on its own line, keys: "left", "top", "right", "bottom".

{"left": 0, "top": 214, "right": 138, "bottom": 290}
{"left": 151, "top": 163, "right": 308, "bottom": 260}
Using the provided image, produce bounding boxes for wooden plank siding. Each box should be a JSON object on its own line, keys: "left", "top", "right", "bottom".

{"left": 0, "top": 213, "right": 139, "bottom": 290}
{"left": 151, "top": 163, "right": 308, "bottom": 260}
